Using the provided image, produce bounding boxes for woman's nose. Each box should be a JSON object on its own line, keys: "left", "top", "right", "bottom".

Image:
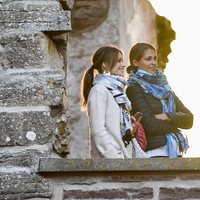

{"left": 121, "top": 65, "right": 125, "bottom": 69}
{"left": 152, "top": 59, "right": 156, "bottom": 65}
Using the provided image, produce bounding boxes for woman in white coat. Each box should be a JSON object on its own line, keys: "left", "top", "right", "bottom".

{"left": 81, "top": 46, "right": 136, "bottom": 158}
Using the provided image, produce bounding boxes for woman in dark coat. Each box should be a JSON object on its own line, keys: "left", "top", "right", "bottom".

{"left": 126, "top": 42, "right": 193, "bottom": 157}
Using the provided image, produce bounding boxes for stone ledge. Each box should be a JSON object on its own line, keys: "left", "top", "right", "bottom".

{"left": 38, "top": 158, "right": 200, "bottom": 172}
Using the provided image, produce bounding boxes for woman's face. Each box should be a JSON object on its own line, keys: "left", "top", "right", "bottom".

{"left": 109, "top": 52, "right": 125, "bottom": 76}
{"left": 134, "top": 48, "right": 157, "bottom": 74}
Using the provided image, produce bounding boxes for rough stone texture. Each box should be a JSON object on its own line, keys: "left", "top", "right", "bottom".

{"left": 38, "top": 158, "right": 200, "bottom": 172}
{"left": 0, "top": 0, "right": 71, "bottom": 199}
{"left": 38, "top": 158, "right": 200, "bottom": 200}
{"left": 159, "top": 187, "right": 200, "bottom": 200}
{"left": 0, "top": 9, "right": 71, "bottom": 32}
{"left": 0, "top": 108, "right": 54, "bottom": 146}
{"left": 0, "top": 32, "right": 64, "bottom": 70}
{"left": 67, "top": 0, "right": 158, "bottom": 158}
{"left": 51, "top": 110, "right": 71, "bottom": 157}
{"left": 0, "top": 0, "right": 71, "bottom": 156}
{"left": 0, "top": 0, "right": 74, "bottom": 12}
{"left": 63, "top": 188, "right": 153, "bottom": 199}
{"left": 0, "top": 173, "right": 52, "bottom": 200}
{"left": 0, "top": 1, "right": 62, "bottom": 11}
{"left": 0, "top": 70, "right": 65, "bottom": 107}
{"left": 0, "top": 149, "right": 50, "bottom": 169}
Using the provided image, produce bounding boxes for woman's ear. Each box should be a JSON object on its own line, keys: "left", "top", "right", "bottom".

{"left": 132, "top": 60, "right": 138, "bottom": 67}
{"left": 102, "top": 63, "right": 109, "bottom": 72}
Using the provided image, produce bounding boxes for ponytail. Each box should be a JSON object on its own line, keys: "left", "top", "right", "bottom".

{"left": 81, "top": 45, "right": 123, "bottom": 111}
{"left": 126, "top": 65, "right": 138, "bottom": 74}
{"left": 81, "top": 66, "right": 94, "bottom": 111}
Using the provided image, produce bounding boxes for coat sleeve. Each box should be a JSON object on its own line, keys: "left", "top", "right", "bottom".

{"left": 166, "top": 94, "right": 193, "bottom": 129}
{"left": 87, "top": 86, "right": 124, "bottom": 158}
{"left": 126, "top": 84, "right": 178, "bottom": 136}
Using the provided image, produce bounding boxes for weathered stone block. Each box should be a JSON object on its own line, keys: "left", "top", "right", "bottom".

{"left": 0, "top": 173, "right": 52, "bottom": 200}
{"left": 0, "top": 0, "right": 74, "bottom": 11}
{"left": 159, "top": 187, "right": 200, "bottom": 200}
{"left": 0, "top": 10, "right": 71, "bottom": 32}
{"left": 63, "top": 188, "right": 153, "bottom": 199}
{"left": 0, "top": 32, "right": 63, "bottom": 69}
{"left": 0, "top": 70, "right": 66, "bottom": 107}
{"left": 0, "top": 149, "right": 50, "bottom": 169}
{"left": 0, "top": 1, "right": 62, "bottom": 11}
{"left": 0, "top": 107, "right": 54, "bottom": 146}
{"left": 38, "top": 158, "right": 200, "bottom": 172}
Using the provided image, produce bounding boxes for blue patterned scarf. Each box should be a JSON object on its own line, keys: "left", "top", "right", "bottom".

{"left": 128, "top": 69, "right": 189, "bottom": 157}
{"left": 93, "top": 74, "right": 132, "bottom": 139}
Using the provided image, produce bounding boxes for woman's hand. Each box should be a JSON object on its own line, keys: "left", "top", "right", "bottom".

{"left": 123, "top": 113, "right": 144, "bottom": 147}
{"left": 131, "top": 112, "right": 143, "bottom": 136}
{"left": 131, "top": 120, "right": 137, "bottom": 137}
{"left": 155, "top": 113, "right": 170, "bottom": 121}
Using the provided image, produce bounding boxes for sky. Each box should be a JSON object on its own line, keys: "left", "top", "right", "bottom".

{"left": 149, "top": 0, "right": 200, "bottom": 157}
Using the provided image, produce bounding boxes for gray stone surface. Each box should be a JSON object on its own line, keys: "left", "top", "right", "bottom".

{"left": 0, "top": 149, "right": 50, "bottom": 169}
{"left": 0, "top": 0, "right": 74, "bottom": 8}
{"left": 0, "top": 173, "right": 52, "bottom": 200}
{"left": 38, "top": 158, "right": 200, "bottom": 200}
{"left": 63, "top": 187, "right": 153, "bottom": 199}
{"left": 0, "top": 32, "right": 63, "bottom": 70}
{"left": 0, "top": 10, "right": 71, "bottom": 32}
{"left": 0, "top": 70, "right": 65, "bottom": 107}
{"left": 0, "top": 32, "right": 64, "bottom": 70}
{"left": 159, "top": 187, "right": 200, "bottom": 200}
{"left": 0, "top": 1, "right": 61, "bottom": 11}
{"left": 0, "top": 108, "right": 54, "bottom": 146}
{"left": 38, "top": 158, "right": 200, "bottom": 172}
{"left": 0, "top": 0, "right": 71, "bottom": 199}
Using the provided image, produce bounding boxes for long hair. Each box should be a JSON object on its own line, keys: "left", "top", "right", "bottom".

{"left": 81, "top": 45, "right": 123, "bottom": 111}
{"left": 127, "top": 43, "right": 156, "bottom": 74}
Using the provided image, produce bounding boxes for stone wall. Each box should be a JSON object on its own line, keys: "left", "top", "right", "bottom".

{"left": 38, "top": 158, "right": 200, "bottom": 200}
{"left": 0, "top": 0, "right": 73, "bottom": 199}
